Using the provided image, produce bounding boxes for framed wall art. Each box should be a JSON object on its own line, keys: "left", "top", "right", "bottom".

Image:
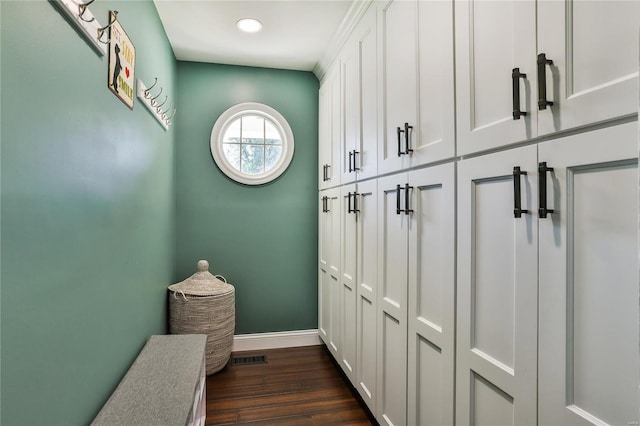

{"left": 106, "top": 11, "right": 135, "bottom": 109}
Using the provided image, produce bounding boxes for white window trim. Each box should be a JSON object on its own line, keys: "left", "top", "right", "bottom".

{"left": 210, "top": 102, "right": 294, "bottom": 185}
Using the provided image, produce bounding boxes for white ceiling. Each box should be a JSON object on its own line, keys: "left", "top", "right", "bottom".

{"left": 153, "top": 0, "right": 362, "bottom": 76}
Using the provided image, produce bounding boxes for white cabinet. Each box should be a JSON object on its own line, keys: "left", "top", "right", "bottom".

{"left": 339, "top": 184, "right": 357, "bottom": 382}
{"left": 322, "top": 179, "right": 379, "bottom": 413}
{"left": 455, "top": 0, "right": 638, "bottom": 155}
{"left": 319, "top": 66, "right": 342, "bottom": 189}
{"left": 538, "top": 122, "right": 639, "bottom": 426}
{"left": 376, "top": 173, "right": 410, "bottom": 426}
{"left": 456, "top": 145, "right": 539, "bottom": 425}
{"left": 341, "top": 6, "right": 378, "bottom": 183}
{"left": 455, "top": 0, "right": 537, "bottom": 155}
{"left": 414, "top": 0, "right": 455, "bottom": 166}
{"left": 457, "top": 121, "right": 639, "bottom": 426}
{"left": 355, "top": 179, "right": 378, "bottom": 413}
{"left": 318, "top": 187, "right": 341, "bottom": 359}
{"left": 378, "top": 0, "right": 417, "bottom": 174}
{"left": 378, "top": 0, "right": 455, "bottom": 174}
{"left": 536, "top": 1, "right": 639, "bottom": 135}
{"left": 376, "top": 163, "right": 456, "bottom": 426}
{"left": 406, "top": 163, "right": 455, "bottom": 426}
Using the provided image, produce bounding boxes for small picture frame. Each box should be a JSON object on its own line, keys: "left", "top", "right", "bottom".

{"left": 107, "top": 11, "right": 135, "bottom": 109}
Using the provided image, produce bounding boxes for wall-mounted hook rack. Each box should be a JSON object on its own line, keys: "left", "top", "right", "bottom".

{"left": 52, "top": 0, "right": 107, "bottom": 56}
{"left": 137, "top": 78, "right": 174, "bottom": 130}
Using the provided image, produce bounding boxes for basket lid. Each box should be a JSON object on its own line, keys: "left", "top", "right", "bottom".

{"left": 168, "top": 260, "right": 234, "bottom": 296}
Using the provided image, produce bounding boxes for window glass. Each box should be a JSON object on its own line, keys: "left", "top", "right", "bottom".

{"left": 210, "top": 103, "right": 294, "bottom": 185}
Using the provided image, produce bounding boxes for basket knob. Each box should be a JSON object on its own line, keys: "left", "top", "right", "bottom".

{"left": 197, "top": 260, "right": 209, "bottom": 272}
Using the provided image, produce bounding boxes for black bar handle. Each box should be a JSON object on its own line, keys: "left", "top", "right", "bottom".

{"left": 404, "top": 123, "right": 413, "bottom": 155}
{"left": 352, "top": 192, "right": 360, "bottom": 213}
{"left": 322, "top": 164, "right": 327, "bottom": 181}
{"left": 512, "top": 166, "right": 529, "bottom": 218}
{"left": 321, "top": 196, "right": 326, "bottom": 212}
{"left": 353, "top": 151, "right": 360, "bottom": 171}
{"left": 538, "top": 162, "right": 554, "bottom": 218}
{"left": 325, "top": 164, "right": 330, "bottom": 181}
{"left": 348, "top": 152, "right": 353, "bottom": 173}
{"left": 404, "top": 183, "right": 413, "bottom": 215}
{"left": 347, "top": 192, "right": 352, "bottom": 213}
{"left": 512, "top": 68, "right": 527, "bottom": 120}
{"left": 537, "top": 53, "right": 554, "bottom": 110}
{"left": 396, "top": 184, "right": 402, "bottom": 215}
{"left": 397, "top": 127, "right": 403, "bottom": 157}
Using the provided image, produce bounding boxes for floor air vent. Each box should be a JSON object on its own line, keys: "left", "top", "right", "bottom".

{"left": 231, "top": 355, "right": 268, "bottom": 366}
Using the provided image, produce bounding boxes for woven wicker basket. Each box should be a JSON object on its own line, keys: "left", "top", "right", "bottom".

{"left": 168, "top": 260, "right": 235, "bottom": 375}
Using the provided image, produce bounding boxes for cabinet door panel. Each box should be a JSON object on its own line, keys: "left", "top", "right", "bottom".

{"left": 455, "top": 0, "right": 536, "bottom": 155}
{"left": 537, "top": 1, "right": 639, "bottom": 135}
{"left": 319, "top": 188, "right": 341, "bottom": 353}
{"left": 457, "top": 145, "right": 538, "bottom": 425}
{"left": 415, "top": 0, "right": 455, "bottom": 165}
{"left": 356, "top": 6, "right": 378, "bottom": 181}
{"left": 356, "top": 179, "right": 378, "bottom": 413}
{"left": 538, "top": 122, "right": 639, "bottom": 426}
{"left": 377, "top": 174, "right": 409, "bottom": 426}
{"left": 378, "top": 0, "right": 417, "bottom": 174}
{"left": 407, "top": 163, "right": 455, "bottom": 425}
{"left": 342, "top": 46, "right": 358, "bottom": 184}
{"left": 318, "top": 83, "right": 330, "bottom": 189}
{"left": 340, "top": 185, "right": 357, "bottom": 382}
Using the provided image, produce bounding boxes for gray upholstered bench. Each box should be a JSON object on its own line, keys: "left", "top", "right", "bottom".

{"left": 92, "top": 334, "right": 207, "bottom": 426}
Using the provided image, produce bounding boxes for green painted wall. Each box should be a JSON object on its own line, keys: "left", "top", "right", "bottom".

{"left": 1, "top": 1, "right": 176, "bottom": 424}
{"left": 175, "top": 62, "right": 318, "bottom": 334}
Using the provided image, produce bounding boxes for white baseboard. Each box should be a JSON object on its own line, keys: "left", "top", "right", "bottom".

{"left": 232, "top": 329, "right": 322, "bottom": 352}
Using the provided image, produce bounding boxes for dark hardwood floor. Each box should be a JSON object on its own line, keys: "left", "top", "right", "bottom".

{"left": 206, "top": 345, "right": 376, "bottom": 425}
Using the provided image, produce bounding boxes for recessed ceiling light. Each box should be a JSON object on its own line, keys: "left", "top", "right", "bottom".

{"left": 237, "top": 18, "right": 262, "bottom": 33}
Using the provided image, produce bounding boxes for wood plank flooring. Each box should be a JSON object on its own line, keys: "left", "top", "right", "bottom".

{"left": 206, "top": 345, "right": 376, "bottom": 425}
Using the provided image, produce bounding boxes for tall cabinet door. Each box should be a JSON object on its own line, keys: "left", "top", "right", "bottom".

{"left": 318, "top": 82, "right": 331, "bottom": 189}
{"left": 341, "top": 44, "right": 359, "bottom": 185}
{"left": 356, "top": 179, "right": 378, "bottom": 413}
{"left": 538, "top": 122, "right": 639, "bottom": 426}
{"left": 414, "top": 0, "right": 455, "bottom": 166}
{"left": 457, "top": 145, "right": 538, "bottom": 425}
{"left": 319, "top": 66, "right": 342, "bottom": 189}
{"left": 355, "top": 5, "right": 378, "bottom": 181}
{"left": 537, "top": 1, "right": 639, "bottom": 135}
{"left": 340, "top": 184, "right": 358, "bottom": 382}
{"left": 376, "top": 173, "right": 409, "bottom": 426}
{"left": 455, "top": 0, "right": 536, "bottom": 155}
{"left": 407, "top": 163, "right": 455, "bottom": 425}
{"left": 319, "top": 188, "right": 341, "bottom": 358}
{"left": 377, "top": 0, "right": 417, "bottom": 174}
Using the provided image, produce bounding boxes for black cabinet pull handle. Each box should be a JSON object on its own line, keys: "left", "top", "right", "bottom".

{"left": 512, "top": 166, "right": 529, "bottom": 218}
{"left": 347, "top": 192, "right": 353, "bottom": 213}
{"left": 353, "top": 151, "right": 360, "bottom": 171}
{"left": 396, "top": 184, "right": 402, "bottom": 215}
{"left": 404, "top": 123, "right": 413, "bottom": 155}
{"left": 321, "top": 196, "right": 326, "bottom": 212}
{"left": 537, "top": 53, "right": 554, "bottom": 110}
{"left": 325, "top": 164, "right": 330, "bottom": 181}
{"left": 348, "top": 152, "right": 353, "bottom": 173}
{"left": 351, "top": 192, "right": 360, "bottom": 214}
{"left": 322, "top": 164, "right": 327, "bottom": 181}
{"left": 404, "top": 183, "right": 413, "bottom": 215}
{"left": 538, "top": 162, "right": 554, "bottom": 218}
{"left": 397, "top": 127, "right": 403, "bottom": 157}
{"left": 512, "top": 68, "right": 527, "bottom": 120}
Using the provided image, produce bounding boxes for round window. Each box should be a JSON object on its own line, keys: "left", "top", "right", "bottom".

{"left": 210, "top": 102, "right": 294, "bottom": 185}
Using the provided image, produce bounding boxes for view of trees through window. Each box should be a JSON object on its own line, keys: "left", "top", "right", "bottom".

{"left": 222, "top": 115, "right": 283, "bottom": 175}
